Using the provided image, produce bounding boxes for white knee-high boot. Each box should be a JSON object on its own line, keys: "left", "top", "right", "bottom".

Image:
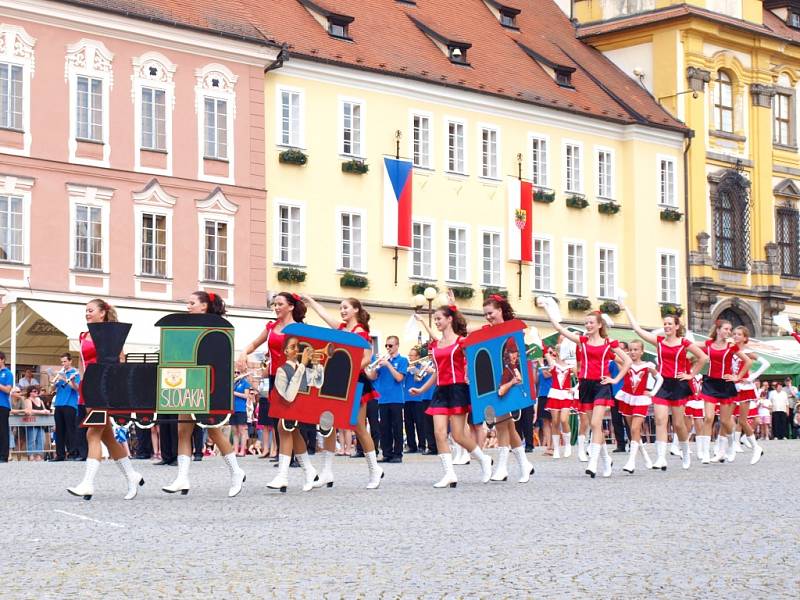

{"left": 162, "top": 455, "right": 191, "bottom": 494}
{"left": 511, "top": 444, "right": 534, "bottom": 483}
{"left": 223, "top": 452, "right": 246, "bottom": 497}
{"left": 490, "top": 446, "right": 510, "bottom": 481}
{"left": 115, "top": 456, "right": 144, "bottom": 500}
{"left": 313, "top": 450, "right": 335, "bottom": 488}
{"left": 434, "top": 453, "right": 458, "bottom": 488}
{"left": 67, "top": 458, "right": 100, "bottom": 500}
{"left": 267, "top": 454, "right": 290, "bottom": 492}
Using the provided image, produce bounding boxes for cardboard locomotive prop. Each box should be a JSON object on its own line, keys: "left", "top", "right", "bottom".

{"left": 268, "top": 323, "right": 371, "bottom": 433}
{"left": 463, "top": 319, "right": 534, "bottom": 425}
{"left": 81, "top": 314, "right": 234, "bottom": 428}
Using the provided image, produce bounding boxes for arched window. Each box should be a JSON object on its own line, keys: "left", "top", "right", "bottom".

{"left": 710, "top": 170, "right": 749, "bottom": 271}
{"left": 714, "top": 70, "right": 734, "bottom": 133}
{"left": 776, "top": 207, "right": 800, "bottom": 277}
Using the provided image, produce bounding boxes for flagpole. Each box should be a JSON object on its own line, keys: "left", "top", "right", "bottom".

{"left": 394, "top": 130, "right": 402, "bottom": 286}
{"left": 516, "top": 153, "right": 523, "bottom": 299}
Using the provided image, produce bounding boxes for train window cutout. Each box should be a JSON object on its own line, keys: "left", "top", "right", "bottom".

{"left": 80, "top": 313, "right": 235, "bottom": 428}
{"left": 463, "top": 319, "right": 534, "bottom": 425}
{"left": 268, "top": 323, "right": 371, "bottom": 431}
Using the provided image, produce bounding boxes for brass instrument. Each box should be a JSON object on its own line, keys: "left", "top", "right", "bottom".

{"left": 367, "top": 352, "right": 390, "bottom": 371}
{"left": 410, "top": 356, "right": 434, "bottom": 380}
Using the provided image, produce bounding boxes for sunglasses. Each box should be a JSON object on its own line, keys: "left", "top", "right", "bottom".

{"left": 385, "top": 343, "right": 395, "bottom": 348}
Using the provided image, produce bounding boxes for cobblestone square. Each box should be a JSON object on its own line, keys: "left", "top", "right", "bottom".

{"left": 1, "top": 441, "right": 797, "bottom": 599}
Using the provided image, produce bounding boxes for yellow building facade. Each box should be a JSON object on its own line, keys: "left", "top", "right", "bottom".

{"left": 576, "top": 0, "right": 800, "bottom": 335}
{"left": 263, "top": 60, "right": 687, "bottom": 346}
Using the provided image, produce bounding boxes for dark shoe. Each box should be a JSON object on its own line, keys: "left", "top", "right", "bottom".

{"left": 613, "top": 448, "right": 627, "bottom": 453}
{"left": 354, "top": 451, "right": 365, "bottom": 458}
{"left": 289, "top": 457, "right": 300, "bottom": 468}
{"left": 193, "top": 456, "right": 203, "bottom": 462}
{"left": 378, "top": 457, "right": 393, "bottom": 463}
{"left": 406, "top": 448, "right": 418, "bottom": 454}
{"left": 422, "top": 449, "right": 437, "bottom": 456}
{"left": 525, "top": 446, "right": 534, "bottom": 452}
{"left": 389, "top": 457, "right": 403, "bottom": 463}
{"left": 68, "top": 456, "right": 84, "bottom": 461}
{"left": 133, "top": 455, "right": 151, "bottom": 460}
{"left": 52, "top": 457, "right": 66, "bottom": 462}
{"left": 0, "top": 458, "right": 8, "bottom": 463}
{"left": 153, "top": 459, "right": 168, "bottom": 465}
{"left": 165, "top": 460, "right": 178, "bottom": 466}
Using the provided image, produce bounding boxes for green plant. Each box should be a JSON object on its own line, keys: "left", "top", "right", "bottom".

{"left": 450, "top": 286, "right": 474, "bottom": 300}
{"left": 533, "top": 188, "right": 556, "bottom": 203}
{"left": 482, "top": 287, "right": 508, "bottom": 301}
{"left": 340, "top": 271, "right": 368, "bottom": 289}
{"left": 341, "top": 159, "right": 369, "bottom": 174}
{"left": 660, "top": 208, "right": 683, "bottom": 222}
{"left": 566, "top": 194, "right": 589, "bottom": 209}
{"left": 276, "top": 267, "right": 307, "bottom": 283}
{"left": 599, "top": 300, "right": 621, "bottom": 315}
{"left": 411, "top": 283, "right": 438, "bottom": 296}
{"left": 568, "top": 297, "right": 592, "bottom": 311}
{"left": 278, "top": 148, "right": 308, "bottom": 165}
{"left": 598, "top": 201, "right": 620, "bottom": 215}
{"left": 660, "top": 303, "right": 684, "bottom": 318}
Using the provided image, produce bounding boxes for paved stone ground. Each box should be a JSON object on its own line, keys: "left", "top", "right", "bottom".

{"left": 0, "top": 440, "right": 798, "bottom": 599}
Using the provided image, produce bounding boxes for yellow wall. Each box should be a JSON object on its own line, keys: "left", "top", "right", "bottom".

{"left": 575, "top": 0, "right": 763, "bottom": 24}
{"left": 263, "top": 60, "right": 686, "bottom": 347}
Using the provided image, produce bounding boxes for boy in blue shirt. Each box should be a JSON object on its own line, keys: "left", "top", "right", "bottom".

{"left": 0, "top": 351, "right": 14, "bottom": 463}
{"left": 368, "top": 336, "right": 408, "bottom": 463}
{"left": 52, "top": 352, "right": 81, "bottom": 461}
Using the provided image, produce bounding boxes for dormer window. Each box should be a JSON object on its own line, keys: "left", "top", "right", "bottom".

{"left": 449, "top": 45, "right": 468, "bottom": 65}
{"left": 790, "top": 11, "right": 800, "bottom": 28}
{"left": 328, "top": 17, "right": 350, "bottom": 39}
{"left": 555, "top": 68, "right": 572, "bottom": 88}
{"left": 298, "top": 0, "right": 355, "bottom": 40}
{"left": 500, "top": 11, "right": 517, "bottom": 27}
{"left": 516, "top": 41, "right": 575, "bottom": 89}
{"left": 484, "top": 0, "right": 521, "bottom": 29}
{"left": 408, "top": 15, "right": 472, "bottom": 66}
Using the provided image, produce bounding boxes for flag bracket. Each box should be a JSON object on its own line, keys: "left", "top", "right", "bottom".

{"left": 393, "top": 247, "right": 399, "bottom": 286}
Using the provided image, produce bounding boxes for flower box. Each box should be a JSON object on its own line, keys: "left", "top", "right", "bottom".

{"left": 567, "top": 297, "right": 592, "bottom": 311}
{"left": 660, "top": 208, "right": 683, "bottom": 222}
{"left": 599, "top": 300, "right": 621, "bottom": 315}
{"left": 340, "top": 271, "right": 368, "bottom": 289}
{"left": 533, "top": 188, "right": 556, "bottom": 203}
{"left": 276, "top": 267, "right": 307, "bottom": 283}
{"left": 278, "top": 148, "right": 308, "bottom": 165}
{"left": 341, "top": 159, "right": 369, "bottom": 174}
{"left": 660, "top": 303, "right": 684, "bottom": 318}
{"left": 411, "top": 283, "right": 438, "bottom": 296}
{"left": 598, "top": 201, "right": 620, "bottom": 215}
{"left": 482, "top": 288, "right": 508, "bottom": 301}
{"left": 450, "top": 286, "right": 474, "bottom": 300}
{"left": 566, "top": 194, "right": 589, "bottom": 209}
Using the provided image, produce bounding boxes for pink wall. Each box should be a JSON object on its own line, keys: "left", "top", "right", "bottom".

{"left": 0, "top": 14, "right": 267, "bottom": 308}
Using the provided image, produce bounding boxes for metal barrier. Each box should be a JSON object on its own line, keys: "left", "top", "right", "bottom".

{"left": 9, "top": 414, "right": 55, "bottom": 460}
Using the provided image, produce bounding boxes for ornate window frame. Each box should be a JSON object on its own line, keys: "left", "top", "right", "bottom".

{"left": 195, "top": 63, "right": 237, "bottom": 184}
{"left": 0, "top": 24, "right": 36, "bottom": 156}
{"left": 132, "top": 52, "right": 176, "bottom": 175}
{"left": 709, "top": 169, "right": 750, "bottom": 272}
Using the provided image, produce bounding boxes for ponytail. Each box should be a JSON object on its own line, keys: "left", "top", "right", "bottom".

{"left": 193, "top": 290, "right": 227, "bottom": 316}
{"left": 437, "top": 305, "right": 468, "bottom": 337}
{"left": 275, "top": 292, "right": 307, "bottom": 323}
{"left": 483, "top": 295, "right": 515, "bottom": 321}
{"left": 664, "top": 315, "right": 686, "bottom": 337}
{"left": 89, "top": 298, "right": 118, "bottom": 322}
{"left": 708, "top": 318, "right": 731, "bottom": 341}
{"left": 345, "top": 297, "right": 370, "bottom": 332}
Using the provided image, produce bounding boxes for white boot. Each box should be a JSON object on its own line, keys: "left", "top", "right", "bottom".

{"left": 470, "top": 447, "right": 493, "bottom": 483}
{"left": 733, "top": 431, "right": 743, "bottom": 453}
{"left": 490, "top": 446, "right": 510, "bottom": 481}
{"left": 365, "top": 450, "right": 384, "bottom": 489}
{"left": 724, "top": 434, "right": 737, "bottom": 463}
{"left": 600, "top": 443, "right": 613, "bottom": 477}
{"left": 749, "top": 435, "right": 764, "bottom": 465}
{"left": 313, "top": 450, "right": 335, "bottom": 488}
{"left": 680, "top": 441, "right": 691, "bottom": 470}
{"left": 623, "top": 441, "right": 638, "bottom": 474}
{"left": 653, "top": 441, "right": 667, "bottom": 471}
{"left": 697, "top": 435, "right": 711, "bottom": 464}
{"left": 711, "top": 436, "right": 727, "bottom": 463}
{"left": 640, "top": 442, "right": 654, "bottom": 469}
{"left": 162, "top": 455, "right": 191, "bottom": 495}
{"left": 434, "top": 453, "right": 458, "bottom": 488}
{"left": 741, "top": 434, "right": 753, "bottom": 449}
{"left": 551, "top": 434, "right": 561, "bottom": 459}
{"left": 562, "top": 433, "right": 572, "bottom": 458}
{"left": 67, "top": 458, "right": 100, "bottom": 500}
{"left": 295, "top": 452, "right": 319, "bottom": 492}
{"left": 115, "top": 457, "right": 144, "bottom": 500}
{"left": 267, "top": 454, "right": 290, "bottom": 492}
{"left": 586, "top": 443, "right": 600, "bottom": 478}
{"left": 670, "top": 434, "right": 682, "bottom": 457}
{"left": 451, "top": 440, "right": 470, "bottom": 465}
{"left": 223, "top": 452, "right": 246, "bottom": 497}
{"left": 511, "top": 445, "right": 534, "bottom": 483}
{"left": 577, "top": 434, "right": 588, "bottom": 462}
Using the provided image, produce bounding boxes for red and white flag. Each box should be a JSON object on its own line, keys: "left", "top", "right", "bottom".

{"left": 507, "top": 178, "right": 533, "bottom": 262}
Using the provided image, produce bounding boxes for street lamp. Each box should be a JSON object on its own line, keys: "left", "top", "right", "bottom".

{"left": 413, "top": 286, "right": 440, "bottom": 336}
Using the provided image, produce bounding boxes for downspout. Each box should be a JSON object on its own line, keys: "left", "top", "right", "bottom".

{"left": 265, "top": 43, "right": 289, "bottom": 74}
{"left": 683, "top": 129, "right": 695, "bottom": 329}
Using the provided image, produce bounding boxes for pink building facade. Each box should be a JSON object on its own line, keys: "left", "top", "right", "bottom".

{"left": 0, "top": 0, "right": 279, "bottom": 366}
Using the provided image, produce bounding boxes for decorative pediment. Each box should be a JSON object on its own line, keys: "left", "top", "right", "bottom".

{"left": 707, "top": 167, "right": 750, "bottom": 188}
{"left": 133, "top": 178, "right": 177, "bottom": 207}
{"left": 132, "top": 51, "right": 176, "bottom": 84}
{"left": 195, "top": 187, "right": 238, "bottom": 215}
{"left": 65, "top": 39, "right": 114, "bottom": 87}
{"left": 0, "top": 24, "right": 37, "bottom": 75}
{"left": 774, "top": 178, "right": 800, "bottom": 200}
{"left": 195, "top": 63, "right": 237, "bottom": 93}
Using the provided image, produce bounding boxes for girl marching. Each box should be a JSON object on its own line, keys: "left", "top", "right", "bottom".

{"left": 67, "top": 299, "right": 144, "bottom": 501}
{"left": 616, "top": 340, "right": 662, "bottom": 474}
{"left": 302, "top": 295, "right": 384, "bottom": 489}
{"left": 731, "top": 325, "right": 766, "bottom": 465}
{"left": 622, "top": 303, "right": 707, "bottom": 470}
{"left": 409, "top": 305, "right": 494, "bottom": 487}
{"left": 541, "top": 303, "right": 631, "bottom": 478}
{"left": 162, "top": 292, "right": 246, "bottom": 497}
{"left": 542, "top": 345, "right": 575, "bottom": 461}
{"left": 700, "top": 319, "right": 752, "bottom": 464}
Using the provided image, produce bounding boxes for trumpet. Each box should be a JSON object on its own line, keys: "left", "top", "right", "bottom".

{"left": 300, "top": 343, "right": 334, "bottom": 365}
{"left": 410, "top": 356, "right": 434, "bottom": 380}
{"left": 367, "top": 353, "right": 390, "bottom": 371}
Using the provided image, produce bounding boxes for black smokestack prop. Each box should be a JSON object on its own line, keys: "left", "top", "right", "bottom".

{"left": 87, "top": 322, "right": 132, "bottom": 363}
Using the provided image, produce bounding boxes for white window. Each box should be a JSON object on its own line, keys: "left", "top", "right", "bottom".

{"left": 532, "top": 237, "right": 551, "bottom": 292}
{"left": 597, "top": 246, "right": 616, "bottom": 299}
{"left": 659, "top": 157, "right": 677, "bottom": 206}
{"left": 278, "top": 204, "right": 302, "bottom": 264}
{"left": 659, "top": 251, "right": 678, "bottom": 303}
{"left": 141, "top": 88, "right": 166, "bottom": 151}
{"left": 281, "top": 89, "right": 301, "bottom": 147}
{"left": 204, "top": 219, "right": 229, "bottom": 282}
{"left": 341, "top": 100, "right": 363, "bottom": 156}
{"left": 480, "top": 127, "right": 499, "bottom": 179}
{"left": 0, "top": 194, "right": 23, "bottom": 262}
{"left": 565, "top": 143, "right": 582, "bottom": 193}
{"left": 447, "top": 226, "right": 468, "bottom": 282}
{"left": 531, "top": 135, "right": 548, "bottom": 187}
{"left": 481, "top": 231, "right": 502, "bottom": 286}
{"left": 76, "top": 75, "right": 103, "bottom": 141}
{"left": 140, "top": 213, "right": 167, "bottom": 277}
{"left": 413, "top": 114, "right": 431, "bottom": 168}
{"left": 74, "top": 204, "right": 103, "bottom": 270}
{"left": 597, "top": 149, "right": 613, "bottom": 199}
{"left": 412, "top": 221, "right": 433, "bottom": 278}
{"left": 204, "top": 97, "right": 228, "bottom": 159}
{"left": 132, "top": 52, "right": 176, "bottom": 174}
{"left": 447, "top": 120, "right": 466, "bottom": 174}
{"left": 0, "top": 63, "right": 22, "bottom": 130}
{"left": 566, "top": 241, "right": 585, "bottom": 296}
{"left": 339, "top": 211, "right": 364, "bottom": 271}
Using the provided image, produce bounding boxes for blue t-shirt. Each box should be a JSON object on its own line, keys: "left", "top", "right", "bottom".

{"left": 234, "top": 379, "right": 251, "bottom": 413}
{"left": 404, "top": 370, "right": 434, "bottom": 402}
{"left": 537, "top": 366, "right": 552, "bottom": 398}
{"left": 374, "top": 355, "right": 408, "bottom": 404}
{"left": 53, "top": 368, "right": 81, "bottom": 409}
{"left": 609, "top": 361, "right": 623, "bottom": 396}
{"left": 0, "top": 367, "right": 12, "bottom": 409}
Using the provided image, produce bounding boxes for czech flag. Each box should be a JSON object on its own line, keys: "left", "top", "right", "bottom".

{"left": 507, "top": 178, "right": 533, "bottom": 262}
{"left": 383, "top": 157, "right": 413, "bottom": 249}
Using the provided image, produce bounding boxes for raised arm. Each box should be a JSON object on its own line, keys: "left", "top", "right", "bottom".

{"left": 238, "top": 329, "right": 269, "bottom": 370}
{"left": 302, "top": 294, "right": 341, "bottom": 329}
{"left": 414, "top": 313, "right": 438, "bottom": 341}
{"left": 745, "top": 351, "right": 770, "bottom": 381}
{"left": 620, "top": 302, "right": 658, "bottom": 346}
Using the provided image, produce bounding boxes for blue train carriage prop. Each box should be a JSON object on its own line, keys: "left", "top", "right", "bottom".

{"left": 463, "top": 319, "right": 534, "bottom": 426}
{"left": 268, "top": 323, "right": 370, "bottom": 433}
{"left": 81, "top": 314, "right": 235, "bottom": 428}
